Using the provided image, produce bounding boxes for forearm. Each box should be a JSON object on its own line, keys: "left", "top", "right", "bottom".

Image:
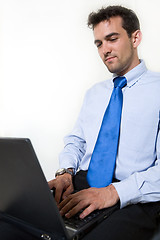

{"left": 113, "top": 159, "right": 160, "bottom": 208}
{"left": 59, "top": 132, "right": 86, "bottom": 172}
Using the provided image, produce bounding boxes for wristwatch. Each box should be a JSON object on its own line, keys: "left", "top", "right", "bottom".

{"left": 55, "top": 168, "right": 74, "bottom": 178}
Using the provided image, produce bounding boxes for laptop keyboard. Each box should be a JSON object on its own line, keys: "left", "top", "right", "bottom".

{"left": 63, "top": 209, "right": 104, "bottom": 229}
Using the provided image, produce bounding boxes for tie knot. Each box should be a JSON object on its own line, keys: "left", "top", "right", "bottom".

{"left": 114, "top": 76, "right": 127, "bottom": 89}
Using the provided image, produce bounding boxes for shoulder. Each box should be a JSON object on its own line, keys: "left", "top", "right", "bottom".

{"left": 140, "top": 69, "right": 160, "bottom": 86}
{"left": 85, "top": 79, "right": 112, "bottom": 97}
{"left": 81, "top": 79, "right": 113, "bottom": 107}
{"left": 147, "top": 70, "right": 160, "bottom": 79}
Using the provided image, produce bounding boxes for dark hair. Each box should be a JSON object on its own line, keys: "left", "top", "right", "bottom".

{"left": 88, "top": 5, "right": 140, "bottom": 38}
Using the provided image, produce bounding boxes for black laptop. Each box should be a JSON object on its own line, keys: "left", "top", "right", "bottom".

{"left": 0, "top": 138, "right": 118, "bottom": 240}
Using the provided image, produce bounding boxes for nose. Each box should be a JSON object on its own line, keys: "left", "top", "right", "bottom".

{"left": 101, "top": 41, "right": 111, "bottom": 57}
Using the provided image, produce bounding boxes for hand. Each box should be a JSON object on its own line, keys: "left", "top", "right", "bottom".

{"left": 48, "top": 173, "right": 74, "bottom": 204}
{"left": 59, "top": 184, "right": 119, "bottom": 219}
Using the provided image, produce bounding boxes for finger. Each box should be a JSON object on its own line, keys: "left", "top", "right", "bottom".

{"left": 59, "top": 191, "right": 79, "bottom": 209}
{"left": 63, "top": 197, "right": 90, "bottom": 218}
{"left": 79, "top": 203, "right": 97, "bottom": 219}
{"left": 55, "top": 187, "right": 64, "bottom": 204}
{"left": 64, "top": 201, "right": 86, "bottom": 218}
{"left": 62, "top": 185, "right": 74, "bottom": 200}
{"left": 58, "top": 195, "right": 72, "bottom": 210}
{"left": 60, "top": 190, "right": 90, "bottom": 216}
{"left": 59, "top": 196, "right": 80, "bottom": 216}
{"left": 48, "top": 179, "right": 55, "bottom": 189}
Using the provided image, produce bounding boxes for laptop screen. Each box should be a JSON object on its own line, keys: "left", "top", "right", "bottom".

{"left": 0, "top": 138, "right": 68, "bottom": 238}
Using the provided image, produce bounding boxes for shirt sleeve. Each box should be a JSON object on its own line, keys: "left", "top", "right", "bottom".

{"left": 112, "top": 122, "right": 160, "bottom": 208}
{"left": 59, "top": 93, "right": 88, "bottom": 172}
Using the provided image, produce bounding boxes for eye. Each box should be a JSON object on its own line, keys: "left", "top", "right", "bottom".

{"left": 109, "top": 37, "right": 118, "bottom": 42}
{"left": 95, "top": 40, "right": 102, "bottom": 48}
{"left": 96, "top": 42, "right": 102, "bottom": 48}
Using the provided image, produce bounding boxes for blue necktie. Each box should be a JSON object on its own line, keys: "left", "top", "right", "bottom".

{"left": 87, "top": 76, "right": 127, "bottom": 188}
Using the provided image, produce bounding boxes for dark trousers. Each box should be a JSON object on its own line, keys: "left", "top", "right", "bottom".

{"left": 83, "top": 202, "right": 160, "bottom": 240}
{"left": 0, "top": 171, "right": 160, "bottom": 240}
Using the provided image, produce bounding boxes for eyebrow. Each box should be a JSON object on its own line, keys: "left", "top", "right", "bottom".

{"left": 94, "top": 32, "right": 120, "bottom": 45}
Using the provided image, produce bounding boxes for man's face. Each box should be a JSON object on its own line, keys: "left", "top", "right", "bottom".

{"left": 93, "top": 17, "right": 139, "bottom": 76}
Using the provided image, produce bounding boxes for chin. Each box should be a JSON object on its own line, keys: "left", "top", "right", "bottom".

{"left": 106, "top": 66, "right": 118, "bottom": 74}
{"left": 107, "top": 64, "right": 124, "bottom": 75}
{"left": 105, "top": 63, "right": 118, "bottom": 74}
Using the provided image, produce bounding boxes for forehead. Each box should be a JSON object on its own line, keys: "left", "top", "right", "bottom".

{"left": 93, "top": 16, "right": 126, "bottom": 39}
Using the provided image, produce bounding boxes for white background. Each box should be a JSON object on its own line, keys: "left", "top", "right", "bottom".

{"left": 0, "top": 0, "right": 160, "bottom": 180}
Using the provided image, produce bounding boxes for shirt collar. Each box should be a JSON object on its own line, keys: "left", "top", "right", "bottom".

{"left": 111, "top": 60, "right": 148, "bottom": 87}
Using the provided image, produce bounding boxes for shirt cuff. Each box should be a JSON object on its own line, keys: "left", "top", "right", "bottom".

{"left": 112, "top": 174, "right": 143, "bottom": 208}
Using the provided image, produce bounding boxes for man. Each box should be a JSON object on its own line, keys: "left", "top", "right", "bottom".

{"left": 49, "top": 6, "right": 160, "bottom": 240}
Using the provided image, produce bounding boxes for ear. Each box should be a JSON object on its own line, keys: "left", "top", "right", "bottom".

{"left": 131, "top": 30, "right": 142, "bottom": 48}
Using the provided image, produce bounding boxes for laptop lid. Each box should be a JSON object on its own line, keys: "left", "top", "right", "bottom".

{"left": 0, "top": 138, "right": 119, "bottom": 240}
{"left": 0, "top": 138, "right": 69, "bottom": 239}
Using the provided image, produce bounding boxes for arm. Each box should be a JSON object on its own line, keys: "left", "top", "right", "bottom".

{"left": 59, "top": 93, "right": 88, "bottom": 171}
{"left": 113, "top": 159, "right": 160, "bottom": 208}
{"left": 113, "top": 125, "right": 160, "bottom": 208}
{"left": 48, "top": 94, "right": 88, "bottom": 202}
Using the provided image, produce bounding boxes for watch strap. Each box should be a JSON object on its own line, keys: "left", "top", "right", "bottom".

{"left": 55, "top": 168, "right": 74, "bottom": 177}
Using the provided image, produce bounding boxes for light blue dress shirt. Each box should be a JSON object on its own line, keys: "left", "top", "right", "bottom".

{"left": 59, "top": 60, "right": 160, "bottom": 208}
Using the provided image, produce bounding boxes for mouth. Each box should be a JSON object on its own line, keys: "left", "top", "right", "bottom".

{"left": 105, "top": 56, "right": 116, "bottom": 62}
